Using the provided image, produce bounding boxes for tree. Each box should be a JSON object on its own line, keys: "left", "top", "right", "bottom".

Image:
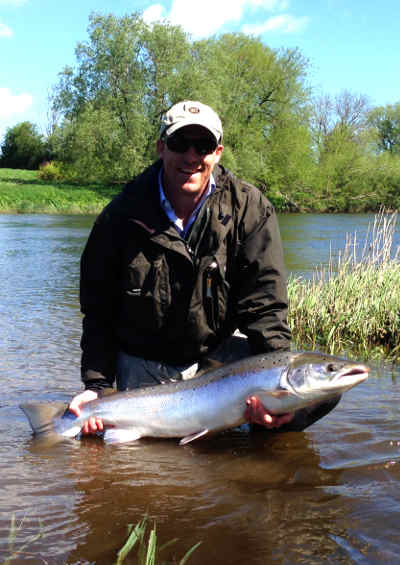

{"left": 0, "top": 121, "right": 48, "bottom": 170}
{"left": 51, "top": 14, "right": 313, "bottom": 187}
{"left": 51, "top": 12, "right": 197, "bottom": 182}
{"left": 192, "top": 34, "right": 312, "bottom": 193}
{"left": 310, "top": 90, "right": 370, "bottom": 156}
{"left": 368, "top": 102, "right": 400, "bottom": 154}
{"left": 308, "top": 91, "right": 372, "bottom": 210}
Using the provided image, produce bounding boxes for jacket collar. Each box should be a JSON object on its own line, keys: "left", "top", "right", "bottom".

{"left": 114, "top": 160, "right": 234, "bottom": 251}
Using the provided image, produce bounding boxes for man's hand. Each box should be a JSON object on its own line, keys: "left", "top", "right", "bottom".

{"left": 68, "top": 390, "right": 104, "bottom": 435}
{"left": 244, "top": 395, "right": 294, "bottom": 429}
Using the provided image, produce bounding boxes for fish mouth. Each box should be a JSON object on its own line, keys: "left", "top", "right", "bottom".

{"left": 336, "top": 364, "right": 369, "bottom": 379}
{"left": 332, "top": 364, "right": 369, "bottom": 389}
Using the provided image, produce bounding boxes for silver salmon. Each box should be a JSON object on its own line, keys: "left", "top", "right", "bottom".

{"left": 20, "top": 351, "right": 369, "bottom": 445}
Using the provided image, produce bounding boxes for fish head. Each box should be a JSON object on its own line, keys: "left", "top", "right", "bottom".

{"left": 281, "top": 352, "right": 369, "bottom": 399}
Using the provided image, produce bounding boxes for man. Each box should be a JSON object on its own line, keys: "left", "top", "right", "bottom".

{"left": 69, "top": 100, "right": 296, "bottom": 435}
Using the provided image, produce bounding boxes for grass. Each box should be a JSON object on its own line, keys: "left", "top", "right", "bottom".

{"left": 114, "top": 517, "right": 201, "bottom": 565}
{"left": 0, "top": 168, "right": 119, "bottom": 214}
{"left": 288, "top": 209, "right": 400, "bottom": 360}
{"left": 1, "top": 515, "right": 200, "bottom": 565}
{"left": 2, "top": 514, "right": 43, "bottom": 564}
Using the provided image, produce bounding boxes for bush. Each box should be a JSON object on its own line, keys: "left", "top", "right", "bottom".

{"left": 37, "top": 161, "right": 63, "bottom": 181}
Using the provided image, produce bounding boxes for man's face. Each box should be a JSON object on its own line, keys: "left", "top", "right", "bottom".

{"left": 157, "top": 125, "right": 224, "bottom": 199}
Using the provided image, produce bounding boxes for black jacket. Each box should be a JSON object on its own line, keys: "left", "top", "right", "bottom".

{"left": 80, "top": 160, "right": 291, "bottom": 390}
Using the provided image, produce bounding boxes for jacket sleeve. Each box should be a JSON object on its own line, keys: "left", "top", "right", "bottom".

{"left": 234, "top": 189, "right": 291, "bottom": 354}
{"left": 80, "top": 208, "right": 121, "bottom": 390}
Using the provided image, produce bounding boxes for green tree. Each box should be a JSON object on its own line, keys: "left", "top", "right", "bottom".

{"left": 52, "top": 12, "right": 196, "bottom": 182}
{"left": 51, "top": 14, "right": 313, "bottom": 188}
{"left": 0, "top": 121, "right": 48, "bottom": 170}
{"left": 309, "top": 91, "right": 372, "bottom": 210}
{"left": 368, "top": 102, "right": 400, "bottom": 154}
{"left": 188, "top": 34, "right": 313, "bottom": 204}
{"left": 46, "top": 11, "right": 399, "bottom": 211}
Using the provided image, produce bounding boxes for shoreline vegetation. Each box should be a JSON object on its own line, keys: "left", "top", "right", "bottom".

{"left": 288, "top": 209, "right": 400, "bottom": 361}
{"left": 1, "top": 167, "right": 399, "bottom": 215}
{"left": 1, "top": 169, "right": 399, "bottom": 362}
{"left": 0, "top": 168, "right": 119, "bottom": 215}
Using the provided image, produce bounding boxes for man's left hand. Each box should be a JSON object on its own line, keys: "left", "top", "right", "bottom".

{"left": 244, "top": 395, "right": 294, "bottom": 429}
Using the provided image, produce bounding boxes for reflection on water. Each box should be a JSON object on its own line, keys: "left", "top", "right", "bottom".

{"left": 280, "top": 212, "right": 400, "bottom": 279}
{"left": 1, "top": 213, "right": 400, "bottom": 564}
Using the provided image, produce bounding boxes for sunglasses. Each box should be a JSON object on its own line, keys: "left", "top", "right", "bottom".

{"left": 165, "top": 133, "right": 218, "bottom": 156}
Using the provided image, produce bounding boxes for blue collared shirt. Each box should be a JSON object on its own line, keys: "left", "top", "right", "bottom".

{"left": 158, "top": 167, "right": 215, "bottom": 237}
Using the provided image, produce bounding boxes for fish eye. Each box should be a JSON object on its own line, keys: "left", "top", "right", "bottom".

{"left": 326, "top": 363, "right": 337, "bottom": 372}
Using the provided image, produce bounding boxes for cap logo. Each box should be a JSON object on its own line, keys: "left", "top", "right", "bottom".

{"left": 188, "top": 106, "right": 200, "bottom": 114}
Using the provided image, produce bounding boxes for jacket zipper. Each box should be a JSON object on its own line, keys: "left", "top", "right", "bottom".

{"left": 205, "top": 260, "right": 218, "bottom": 329}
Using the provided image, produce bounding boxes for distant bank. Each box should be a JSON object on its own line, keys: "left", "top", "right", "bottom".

{"left": 0, "top": 169, "right": 119, "bottom": 214}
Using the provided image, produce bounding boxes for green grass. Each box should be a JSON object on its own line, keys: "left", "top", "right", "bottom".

{"left": 288, "top": 209, "right": 400, "bottom": 360}
{"left": 2, "top": 514, "right": 43, "bottom": 565}
{"left": 1, "top": 515, "right": 200, "bottom": 565}
{"left": 0, "top": 168, "right": 120, "bottom": 214}
{"left": 115, "top": 517, "right": 201, "bottom": 565}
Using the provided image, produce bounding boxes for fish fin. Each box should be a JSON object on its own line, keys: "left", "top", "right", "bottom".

{"left": 179, "top": 429, "right": 209, "bottom": 446}
{"left": 103, "top": 428, "right": 143, "bottom": 444}
{"left": 20, "top": 402, "right": 69, "bottom": 435}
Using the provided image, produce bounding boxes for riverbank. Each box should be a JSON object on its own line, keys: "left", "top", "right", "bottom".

{"left": 0, "top": 168, "right": 119, "bottom": 214}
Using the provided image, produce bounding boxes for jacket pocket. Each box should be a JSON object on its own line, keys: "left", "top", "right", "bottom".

{"left": 122, "top": 253, "right": 171, "bottom": 331}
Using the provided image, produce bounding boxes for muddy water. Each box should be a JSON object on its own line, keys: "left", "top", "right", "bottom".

{"left": 1, "top": 214, "right": 400, "bottom": 564}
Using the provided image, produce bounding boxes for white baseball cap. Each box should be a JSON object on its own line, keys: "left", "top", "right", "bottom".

{"left": 160, "top": 100, "right": 223, "bottom": 143}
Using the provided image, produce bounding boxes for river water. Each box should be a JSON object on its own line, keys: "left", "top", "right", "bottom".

{"left": 0, "top": 213, "right": 399, "bottom": 564}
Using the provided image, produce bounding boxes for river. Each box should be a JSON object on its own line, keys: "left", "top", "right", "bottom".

{"left": 0, "top": 213, "right": 399, "bottom": 564}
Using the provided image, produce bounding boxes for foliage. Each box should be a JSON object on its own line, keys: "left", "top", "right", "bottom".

{"left": 114, "top": 516, "right": 201, "bottom": 565}
{"left": 50, "top": 13, "right": 311, "bottom": 188}
{"left": 193, "top": 35, "right": 312, "bottom": 196}
{"left": 367, "top": 102, "right": 400, "bottom": 154}
{"left": 288, "top": 210, "right": 400, "bottom": 360}
{"left": 0, "top": 121, "right": 49, "bottom": 170}
{"left": 50, "top": 12, "right": 197, "bottom": 182}
{"left": 308, "top": 91, "right": 373, "bottom": 211}
{"left": 37, "top": 160, "right": 63, "bottom": 181}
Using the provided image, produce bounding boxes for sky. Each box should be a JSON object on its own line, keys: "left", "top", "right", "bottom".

{"left": 1, "top": 0, "right": 400, "bottom": 141}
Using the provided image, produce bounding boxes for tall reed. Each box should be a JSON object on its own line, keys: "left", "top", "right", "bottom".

{"left": 288, "top": 210, "right": 400, "bottom": 359}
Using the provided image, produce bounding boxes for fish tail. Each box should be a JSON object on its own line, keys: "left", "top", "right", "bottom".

{"left": 20, "top": 402, "right": 70, "bottom": 435}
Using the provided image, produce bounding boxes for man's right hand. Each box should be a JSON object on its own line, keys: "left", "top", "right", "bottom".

{"left": 244, "top": 396, "right": 294, "bottom": 428}
{"left": 68, "top": 390, "right": 104, "bottom": 435}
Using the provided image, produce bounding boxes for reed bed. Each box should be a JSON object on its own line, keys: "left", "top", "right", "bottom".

{"left": 288, "top": 210, "right": 400, "bottom": 360}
